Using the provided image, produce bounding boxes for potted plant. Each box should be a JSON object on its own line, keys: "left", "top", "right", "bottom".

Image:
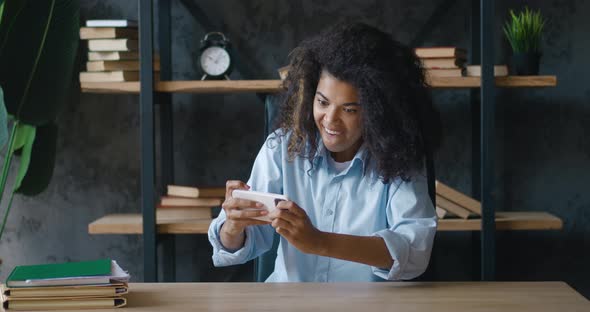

{"left": 0, "top": 0, "right": 79, "bottom": 250}
{"left": 503, "top": 7, "right": 546, "bottom": 75}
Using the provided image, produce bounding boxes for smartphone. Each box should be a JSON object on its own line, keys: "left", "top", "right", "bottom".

{"left": 231, "top": 190, "right": 289, "bottom": 222}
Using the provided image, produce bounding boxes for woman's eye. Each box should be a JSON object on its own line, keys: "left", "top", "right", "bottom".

{"left": 317, "top": 99, "right": 328, "bottom": 106}
{"left": 344, "top": 108, "right": 358, "bottom": 113}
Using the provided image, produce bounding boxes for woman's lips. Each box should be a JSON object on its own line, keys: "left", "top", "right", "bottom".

{"left": 323, "top": 126, "right": 342, "bottom": 135}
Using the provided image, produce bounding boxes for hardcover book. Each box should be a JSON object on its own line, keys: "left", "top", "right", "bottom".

{"left": 87, "top": 39, "right": 138, "bottom": 52}
{"left": 79, "top": 71, "right": 141, "bottom": 82}
{"left": 436, "top": 195, "right": 477, "bottom": 219}
{"left": 160, "top": 196, "right": 223, "bottom": 207}
{"left": 85, "top": 20, "right": 138, "bottom": 27}
{"left": 435, "top": 180, "right": 482, "bottom": 215}
{"left": 86, "top": 60, "right": 160, "bottom": 72}
{"left": 79, "top": 27, "right": 137, "bottom": 40}
{"left": 415, "top": 47, "right": 467, "bottom": 59}
{"left": 5, "top": 259, "right": 129, "bottom": 288}
{"left": 167, "top": 185, "right": 225, "bottom": 198}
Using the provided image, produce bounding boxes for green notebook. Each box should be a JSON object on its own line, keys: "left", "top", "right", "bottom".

{"left": 5, "top": 259, "right": 128, "bottom": 288}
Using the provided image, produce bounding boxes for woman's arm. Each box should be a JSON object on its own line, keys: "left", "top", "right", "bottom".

{"left": 271, "top": 175, "right": 436, "bottom": 280}
{"left": 208, "top": 131, "right": 285, "bottom": 266}
{"left": 316, "top": 232, "right": 393, "bottom": 269}
{"left": 270, "top": 201, "right": 392, "bottom": 268}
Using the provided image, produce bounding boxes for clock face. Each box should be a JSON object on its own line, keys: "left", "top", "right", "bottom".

{"left": 200, "top": 46, "right": 231, "bottom": 76}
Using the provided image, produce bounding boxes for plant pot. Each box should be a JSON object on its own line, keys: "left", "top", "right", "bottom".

{"left": 510, "top": 52, "right": 541, "bottom": 75}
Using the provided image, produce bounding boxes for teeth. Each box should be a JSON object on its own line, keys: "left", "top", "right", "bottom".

{"left": 324, "top": 127, "right": 341, "bottom": 135}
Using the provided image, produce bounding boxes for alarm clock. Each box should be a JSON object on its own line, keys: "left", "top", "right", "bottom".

{"left": 199, "top": 32, "right": 232, "bottom": 80}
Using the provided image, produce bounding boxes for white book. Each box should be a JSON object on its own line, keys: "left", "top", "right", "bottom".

{"left": 465, "top": 65, "right": 509, "bottom": 77}
{"left": 87, "top": 39, "right": 138, "bottom": 52}
{"left": 86, "top": 60, "right": 160, "bottom": 72}
{"left": 87, "top": 51, "right": 159, "bottom": 61}
{"left": 79, "top": 71, "right": 140, "bottom": 82}
{"left": 86, "top": 19, "right": 138, "bottom": 27}
{"left": 88, "top": 51, "right": 139, "bottom": 61}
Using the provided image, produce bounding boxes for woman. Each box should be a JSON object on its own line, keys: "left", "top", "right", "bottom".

{"left": 208, "top": 22, "right": 441, "bottom": 282}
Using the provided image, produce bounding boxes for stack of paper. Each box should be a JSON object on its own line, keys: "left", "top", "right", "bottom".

{"left": 1, "top": 259, "right": 130, "bottom": 310}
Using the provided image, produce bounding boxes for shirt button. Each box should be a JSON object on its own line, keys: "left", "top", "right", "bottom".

{"left": 326, "top": 209, "right": 333, "bottom": 216}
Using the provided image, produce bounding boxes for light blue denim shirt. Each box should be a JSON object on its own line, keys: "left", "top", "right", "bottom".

{"left": 208, "top": 130, "right": 437, "bottom": 282}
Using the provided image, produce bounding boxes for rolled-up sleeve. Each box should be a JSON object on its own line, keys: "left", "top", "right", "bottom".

{"left": 372, "top": 174, "right": 437, "bottom": 280}
{"left": 208, "top": 131, "right": 285, "bottom": 267}
{"left": 208, "top": 210, "right": 275, "bottom": 266}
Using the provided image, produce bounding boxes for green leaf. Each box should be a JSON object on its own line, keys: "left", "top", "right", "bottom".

{"left": 11, "top": 122, "right": 34, "bottom": 151}
{"left": 503, "top": 6, "right": 546, "bottom": 53}
{"left": 0, "top": 1, "right": 4, "bottom": 25}
{"left": 0, "top": 0, "right": 79, "bottom": 126}
{"left": 0, "top": 86, "right": 8, "bottom": 150}
{"left": 13, "top": 123, "right": 35, "bottom": 190}
{"left": 0, "top": 185, "right": 16, "bottom": 243}
{"left": 17, "top": 122, "right": 57, "bottom": 195}
{"left": 0, "top": 121, "right": 17, "bottom": 241}
{"left": 0, "top": 0, "right": 29, "bottom": 57}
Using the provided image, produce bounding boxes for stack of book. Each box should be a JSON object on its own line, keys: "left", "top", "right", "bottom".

{"left": 79, "top": 19, "right": 159, "bottom": 85}
{"left": 157, "top": 185, "right": 225, "bottom": 220}
{"left": 415, "top": 46, "right": 467, "bottom": 78}
{"left": 435, "top": 180, "right": 481, "bottom": 219}
{"left": 1, "top": 259, "right": 129, "bottom": 310}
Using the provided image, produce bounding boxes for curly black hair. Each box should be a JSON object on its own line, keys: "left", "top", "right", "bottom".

{"left": 275, "top": 22, "right": 441, "bottom": 182}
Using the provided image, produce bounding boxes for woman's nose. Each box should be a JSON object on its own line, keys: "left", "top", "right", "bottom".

{"left": 324, "top": 106, "right": 339, "bottom": 123}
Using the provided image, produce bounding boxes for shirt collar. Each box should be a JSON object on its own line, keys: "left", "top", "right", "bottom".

{"left": 315, "top": 139, "right": 368, "bottom": 172}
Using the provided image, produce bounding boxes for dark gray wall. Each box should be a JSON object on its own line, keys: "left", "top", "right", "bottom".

{"left": 0, "top": 0, "right": 588, "bottom": 299}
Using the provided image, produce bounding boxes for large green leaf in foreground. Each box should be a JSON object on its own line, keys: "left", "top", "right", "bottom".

{"left": 0, "top": 0, "right": 79, "bottom": 126}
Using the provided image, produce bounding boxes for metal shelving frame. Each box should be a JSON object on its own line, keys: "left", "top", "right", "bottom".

{"left": 138, "top": 0, "right": 500, "bottom": 281}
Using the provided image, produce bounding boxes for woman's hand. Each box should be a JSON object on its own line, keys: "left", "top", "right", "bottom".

{"left": 269, "top": 201, "right": 324, "bottom": 254}
{"left": 219, "top": 180, "right": 270, "bottom": 250}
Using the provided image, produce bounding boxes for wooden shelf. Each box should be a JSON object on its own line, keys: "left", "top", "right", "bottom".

{"left": 79, "top": 76, "right": 557, "bottom": 94}
{"left": 88, "top": 214, "right": 211, "bottom": 234}
{"left": 80, "top": 80, "right": 283, "bottom": 94}
{"left": 438, "top": 211, "right": 562, "bottom": 231}
{"left": 428, "top": 75, "right": 557, "bottom": 88}
{"left": 88, "top": 211, "right": 561, "bottom": 235}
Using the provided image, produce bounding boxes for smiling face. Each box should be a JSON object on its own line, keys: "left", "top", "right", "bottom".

{"left": 313, "top": 70, "right": 363, "bottom": 162}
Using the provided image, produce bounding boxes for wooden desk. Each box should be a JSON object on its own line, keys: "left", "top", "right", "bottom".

{"left": 29, "top": 282, "right": 588, "bottom": 312}
{"left": 125, "top": 282, "right": 587, "bottom": 312}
